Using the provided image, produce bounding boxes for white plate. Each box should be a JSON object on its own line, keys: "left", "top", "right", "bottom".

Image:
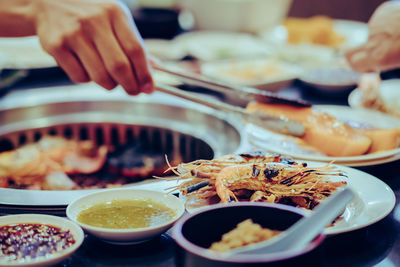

{"left": 0, "top": 178, "right": 183, "bottom": 207}
{"left": 271, "top": 43, "right": 343, "bottom": 68}
{"left": 261, "top": 19, "right": 368, "bottom": 70}
{"left": 184, "top": 162, "right": 395, "bottom": 235}
{"left": 201, "top": 58, "right": 301, "bottom": 92}
{"left": 173, "top": 31, "right": 273, "bottom": 61}
{"left": 247, "top": 105, "right": 400, "bottom": 166}
{"left": 348, "top": 79, "right": 400, "bottom": 118}
{"left": 299, "top": 67, "right": 360, "bottom": 94}
{"left": 0, "top": 36, "right": 57, "bottom": 69}
{"left": 333, "top": 19, "right": 368, "bottom": 50}
{"left": 144, "top": 39, "right": 186, "bottom": 61}
{"left": 263, "top": 19, "right": 368, "bottom": 50}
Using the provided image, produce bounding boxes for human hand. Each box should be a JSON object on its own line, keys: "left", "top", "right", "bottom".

{"left": 34, "top": 0, "right": 154, "bottom": 95}
{"left": 345, "top": 1, "right": 400, "bottom": 73}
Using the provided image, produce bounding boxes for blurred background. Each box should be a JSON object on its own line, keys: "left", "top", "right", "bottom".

{"left": 129, "top": 0, "right": 387, "bottom": 39}
{"left": 1, "top": 0, "right": 398, "bottom": 107}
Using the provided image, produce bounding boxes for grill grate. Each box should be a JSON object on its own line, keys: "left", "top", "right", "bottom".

{"left": 0, "top": 123, "right": 214, "bottom": 162}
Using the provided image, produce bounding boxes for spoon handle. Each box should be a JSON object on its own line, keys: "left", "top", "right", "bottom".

{"left": 236, "top": 187, "right": 355, "bottom": 255}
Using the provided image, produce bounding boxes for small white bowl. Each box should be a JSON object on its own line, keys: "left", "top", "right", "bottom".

{"left": 179, "top": 0, "right": 292, "bottom": 33}
{"left": 0, "top": 214, "right": 84, "bottom": 267}
{"left": 66, "top": 189, "right": 185, "bottom": 245}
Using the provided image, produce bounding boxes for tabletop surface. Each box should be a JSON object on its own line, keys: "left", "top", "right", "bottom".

{"left": 0, "top": 67, "right": 399, "bottom": 267}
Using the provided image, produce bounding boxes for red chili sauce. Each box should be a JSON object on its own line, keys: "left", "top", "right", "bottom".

{"left": 0, "top": 223, "right": 75, "bottom": 262}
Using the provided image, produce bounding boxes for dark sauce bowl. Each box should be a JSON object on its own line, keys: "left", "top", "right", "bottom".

{"left": 172, "top": 202, "right": 325, "bottom": 267}
{"left": 132, "top": 8, "right": 181, "bottom": 39}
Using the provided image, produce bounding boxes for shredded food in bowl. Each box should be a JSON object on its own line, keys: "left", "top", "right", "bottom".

{"left": 209, "top": 219, "right": 282, "bottom": 252}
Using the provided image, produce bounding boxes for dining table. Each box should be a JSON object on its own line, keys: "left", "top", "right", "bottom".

{"left": 0, "top": 62, "right": 400, "bottom": 267}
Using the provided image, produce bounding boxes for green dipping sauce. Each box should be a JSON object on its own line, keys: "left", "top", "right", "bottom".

{"left": 77, "top": 199, "right": 176, "bottom": 229}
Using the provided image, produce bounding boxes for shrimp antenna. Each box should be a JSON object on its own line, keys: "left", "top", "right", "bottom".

{"left": 164, "top": 154, "right": 180, "bottom": 176}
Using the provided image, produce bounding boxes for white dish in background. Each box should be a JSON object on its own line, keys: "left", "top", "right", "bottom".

{"left": 299, "top": 67, "right": 360, "bottom": 95}
{"left": 262, "top": 19, "right": 368, "bottom": 51}
{"left": 0, "top": 36, "right": 57, "bottom": 70}
{"left": 333, "top": 19, "right": 368, "bottom": 50}
{"left": 0, "top": 214, "right": 84, "bottom": 267}
{"left": 144, "top": 39, "right": 186, "bottom": 61}
{"left": 173, "top": 31, "right": 273, "bottom": 61}
{"left": 247, "top": 105, "right": 400, "bottom": 166}
{"left": 183, "top": 162, "right": 395, "bottom": 235}
{"left": 270, "top": 43, "right": 342, "bottom": 68}
{"left": 179, "top": 0, "right": 292, "bottom": 33}
{"left": 348, "top": 79, "right": 400, "bottom": 118}
{"left": 201, "top": 58, "right": 301, "bottom": 92}
{"left": 66, "top": 189, "right": 185, "bottom": 245}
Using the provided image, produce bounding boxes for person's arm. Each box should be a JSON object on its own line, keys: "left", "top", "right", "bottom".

{"left": 346, "top": 1, "right": 400, "bottom": 73}
{"left": 0, "top": 0, "right": 36, "bottom": 36}
{"left": 0, "top": 0, "right": 154, "bottom": 95}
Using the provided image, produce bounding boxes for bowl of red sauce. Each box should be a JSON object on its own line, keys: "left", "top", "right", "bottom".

{"left": 0, "top": 214, "right": 84, "bottom": 267}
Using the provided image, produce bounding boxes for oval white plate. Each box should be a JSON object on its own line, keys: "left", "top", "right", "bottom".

{"left": 333, "top": 19, "right": 368, "bottom": 50}
{"left": 0, "top": 214, "right": 84, "bottom": 267}
{"left": 247, "top": 105, "right": 400, "bottom": 166}
{"left": 201, "top": 58, "right": 301, "bottom": 92}
{"left": 183, "top": 162, "right": 395, "bottom": 235}
{"left": 0, "top": 37, "right": 57, "bottom": 69}
{"left": 173, "top": 31, "right": 273, "bottom": 61}
{"left": 262, "top": 19, "right": 368, "bottom": 51}
{"left": 299, "top": 67, "right": 360, "bottom": 93}
{"left": 348, "top": 79, "right": 400, "bottom": 118}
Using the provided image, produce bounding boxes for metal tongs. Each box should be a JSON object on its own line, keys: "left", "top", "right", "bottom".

{"left": 153, "top": 63, "right": 310, "bottom": 107}
{"left": 154, "top": 62, "right": 306, "bottom": 137}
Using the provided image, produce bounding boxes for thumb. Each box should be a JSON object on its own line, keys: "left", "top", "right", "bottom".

{"left": 345, "top": 45, "right": 373, "bottom": 73}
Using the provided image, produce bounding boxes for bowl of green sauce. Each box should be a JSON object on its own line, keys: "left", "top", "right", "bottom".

{"left": 66, "top": 189, "right": 185, "bottom": 245}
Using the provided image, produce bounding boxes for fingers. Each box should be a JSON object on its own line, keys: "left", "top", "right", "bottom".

{"left": 68, "top": 34, "right": 117, "bottom": 90}
{"left": 36, "top": 0, "right": 153, "bottom": 95}
{"left": 345, "top": 46, "right": 371, "bottom": 73}
{"left": 51, "top": 48, "right": 89, "bottom": 83}
{"left": 88, "top": 17, "right": 141, "bottom": 95}
{"left": 111, "top": 7, "right": 154, "bottom": 94}
{"left": 346, "top": 35, "right": 400, "bottom": 73}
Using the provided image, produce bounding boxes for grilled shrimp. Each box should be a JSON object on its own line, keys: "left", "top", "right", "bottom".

{"left": 169, "top": 151, "right": 298, "bottom": 191}
{"left": 215, "top": 162, "right": 346, "bottom": 203}
{"left": 165, "top": 152, "right": 287, "bottom": 194}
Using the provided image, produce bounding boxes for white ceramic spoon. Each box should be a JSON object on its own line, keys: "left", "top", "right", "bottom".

{"left": 227, "top": 187, "right": 355, "bottom": 255}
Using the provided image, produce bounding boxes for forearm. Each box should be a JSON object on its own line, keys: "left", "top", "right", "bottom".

{"left": 0, "top": 0, "right": 36, "bottom": 37}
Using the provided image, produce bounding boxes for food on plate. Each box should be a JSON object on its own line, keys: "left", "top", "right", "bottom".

{"left": 168, "top": 151, "right": 346, "bottom": 210}
{"left": 209, "top": 219, "right": 282, "bottom": 252}
{"left": 284, "top": 16, "right": 345, "bottom": 48}
{"left": 77, "top": 199, "right": 176, "bottom": 229}
{"left": 0, "top": 136, "right": 108, "bottom": 190}
{"left": 0, "top": 223, "right": 75, "bottom": 262}
{"left": 0, "top": 136, "right": 178, "bottom": 190}
{"left": 247, "top": 102, "right": 400, "bottom": 156}
{"left": 247, "top": 102, "right": 372, "bottom": 156}
{"left": 344, "top": 120, "right": 400, "bottom": 153}
{"left": 213, "top": 62, "right": 284, "bottom": 82}
{"left": 358, "top": 73, "right": 400, "bottom": 118}
{"left": 360, "top": 128, "right": 400, "bottom": 153}
{"left": 200, "top": 59, "right": 299, "bottom": 89}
